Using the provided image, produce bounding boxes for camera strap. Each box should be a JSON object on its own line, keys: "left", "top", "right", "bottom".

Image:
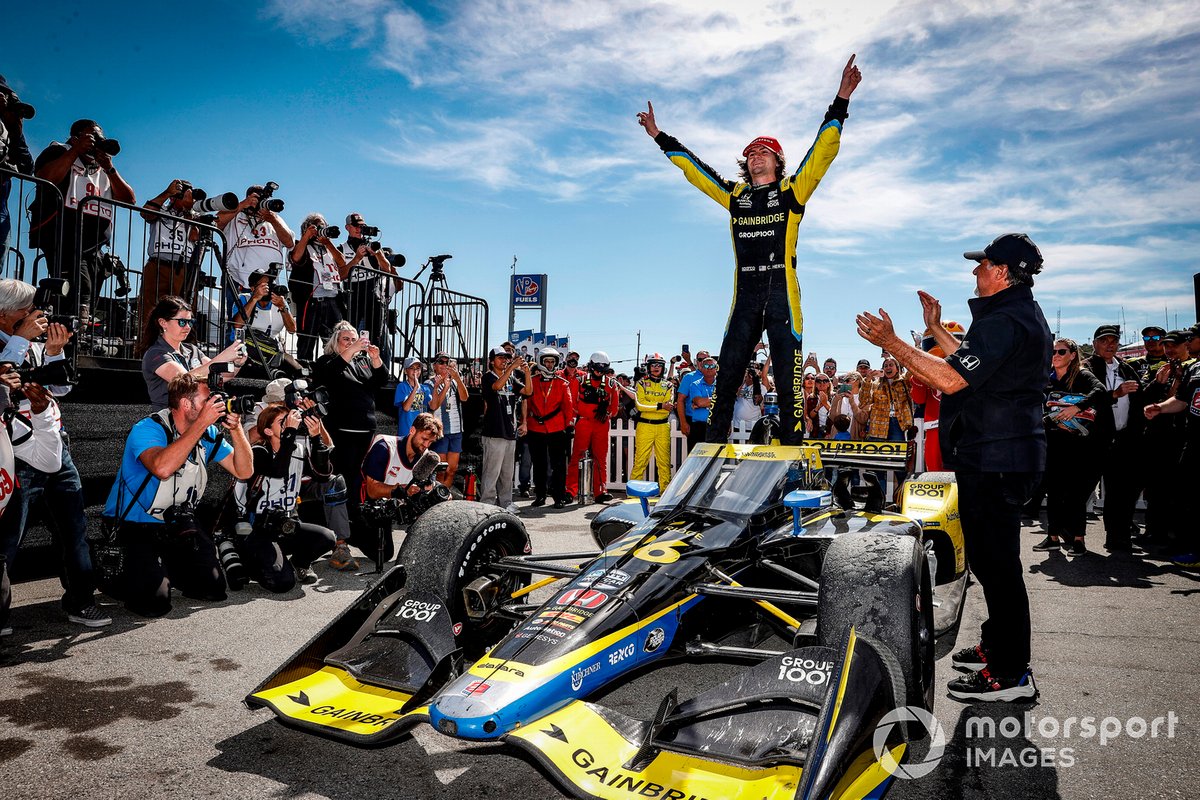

{"left": 1, "top": 407, "right": 34, "bottom": 448}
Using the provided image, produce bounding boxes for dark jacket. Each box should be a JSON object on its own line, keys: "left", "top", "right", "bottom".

{"left": 1084, "top": 354, "right": 1145, "bottom": 440}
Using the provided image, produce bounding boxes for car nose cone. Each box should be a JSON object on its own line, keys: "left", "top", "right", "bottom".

{"left": 429, "top": 692, "right": 504, "bottom": 739}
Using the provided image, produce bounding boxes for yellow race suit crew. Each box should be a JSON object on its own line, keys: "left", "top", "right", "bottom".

{"left": 630, "top": 354, "right": 673, "bottom": 488}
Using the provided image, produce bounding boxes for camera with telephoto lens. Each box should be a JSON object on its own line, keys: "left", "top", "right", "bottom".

{"left": 88, "top": 132, "right": 120, "bottom": 157}
{"left": 312, "top": 225, "right": 340, "bottom": 239}
{"left": 257, "top": 508, "right": 298, "bottom": 539}
{"left": 284, "top": 379, "right": 330, "bottom": 418}
{"left": 193, "top": 192, "right": 239, "bottom": 214}
{"left": 162, "top": 501, "right": 201, "bottom": 538}
{"left": 216, "top": 393, "right": 256, "bottom": 419}
{"left": 0, "top": 358, "right": 76, "bottom": 391}
{"left": 215, "top": 533, "right": 246, "bottom": 589}
{"left": 358, "top": 224, "right": 381, "bottom": 238}
{"left": 32, "top": 278, "right": 81, "bottom": 331}
{"left": 0, "top": 92, "right": 35, "bottom": 120}
{"left": 254, "top": 181, "right": 284, "bottom": 213}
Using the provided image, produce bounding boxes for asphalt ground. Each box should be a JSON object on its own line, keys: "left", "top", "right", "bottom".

{"left": 1, "top": 500, "right": 1196, "bottom": 800}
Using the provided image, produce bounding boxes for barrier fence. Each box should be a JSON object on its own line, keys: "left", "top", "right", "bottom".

{"left": 1, "top": 167, "right": 489, "bottom": 375}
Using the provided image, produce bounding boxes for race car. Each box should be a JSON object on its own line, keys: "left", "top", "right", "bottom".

{"left": 246, "top": 441, "right": 967, "bottom": 800}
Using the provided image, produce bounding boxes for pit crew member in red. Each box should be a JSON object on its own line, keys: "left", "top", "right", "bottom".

{"left": 526, "top": 347, "right": 575, "bottom": 509}
{"left": 637, "top": 54, "right": 861, "bottom": 445}
{"left": 566, "top": 351, "right": 620, "bottom": 504}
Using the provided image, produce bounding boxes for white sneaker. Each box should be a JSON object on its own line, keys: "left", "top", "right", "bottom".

{"left": 504, "top": 503, "right": 520, "bottom": 515}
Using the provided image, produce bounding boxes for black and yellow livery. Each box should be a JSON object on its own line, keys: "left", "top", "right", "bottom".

{"left": 654, "top": 97, "right": 848, "bottom": 444}
{"left": 248, "top": 443, "right": 963, "bottom": 799}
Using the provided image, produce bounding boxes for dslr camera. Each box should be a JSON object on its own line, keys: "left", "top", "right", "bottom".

{"left": 162, "top": 501, "right": 201, "bottom": 538}
{"left": 284, "top": 378, "right": 330, "bottom": 419}
{"left": 33, "top": 277, "right": 81, "bottom": 331}
{"left": 256, "top": 508, "right": 298, "bottom": 539}
{"left": 254, "top": 181, "right": 284, "bottom": 213}
{"left": 0, "top": 91, "right": 35, "bottom": 120}
{"left": 194, "top": 192, "right": 239, "bottom": 214}
{"left": 262, "top": 262, "right": 290, "bottom": 299}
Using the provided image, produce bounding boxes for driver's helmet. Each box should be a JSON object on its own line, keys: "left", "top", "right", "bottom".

{"left": 645, "top": 352, "right": 666, "bottom": 374}
{"left": 538, "top": 346, "right": 562, "bottom": 376}
{"left": 921, "top": 320, "right": 968, "bottom": 358}
{"left": 587, "top": 351, "right": 611, "bottom": 373}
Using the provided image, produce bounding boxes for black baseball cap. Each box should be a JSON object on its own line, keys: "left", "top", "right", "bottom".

{"left": 1163, "top": 330, "right": 1189, "bottom": 344}
{"left": 1142, "top": 325, "right": 1167, "bottom": 337}
{"left": 856, "top": 358, "right": 871, "bottom": 368}
{"left": 1093, "top": 324, "right": 1120, "bottom": 340}
{"left": 963, "top": 233, "right": 1044, "bottom": 276}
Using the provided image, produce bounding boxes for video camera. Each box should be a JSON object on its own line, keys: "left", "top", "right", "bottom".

{"left": 360, "top": 450, "right": 450, "bottom": 527}
{"left": 32, "top": 278, "right": 80, "bottom": 332}
{"left": 284, "top": 378, "right": 330, "bottom": 419}
{"left": 254, "top": 181, "right": 284, "bottom": 213}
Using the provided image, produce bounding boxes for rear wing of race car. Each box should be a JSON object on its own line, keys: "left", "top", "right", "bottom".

{"left": 806, "top": 440, "right": 913, "bottom": 474}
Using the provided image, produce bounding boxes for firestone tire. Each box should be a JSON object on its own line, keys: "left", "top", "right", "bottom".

{"left": 817, "top": 530, "right": 935, "bottom": 711}
{"left": 398, "top": 501, "right": 530, "bottom": 657}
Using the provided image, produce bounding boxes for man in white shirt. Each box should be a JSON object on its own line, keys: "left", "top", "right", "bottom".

{"left": 216, "top": 185, "right": 294, "bottom": 316}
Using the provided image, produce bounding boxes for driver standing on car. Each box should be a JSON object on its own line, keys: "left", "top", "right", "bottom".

{"left": 857, "top": 233, "right": 1051, "bottom": 702}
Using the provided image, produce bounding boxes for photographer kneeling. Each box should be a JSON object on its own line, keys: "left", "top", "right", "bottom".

{"left": 103, "top": 374, "right": 253, "bottom": 617}
{"left": 360, "top": 412, "right": 445, "bottom": 565}
{"left": 238, "top": 403, "right": 337, "bottom": 589}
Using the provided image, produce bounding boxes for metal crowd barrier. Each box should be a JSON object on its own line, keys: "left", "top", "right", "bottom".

{"left": 0, "top": 166, "right": 64, "bottom": 284}
{"left": 75, "top": 195, "right": 231, "bottom": 363}
{"left": 402, "top": 273, "right": 489, "bottom": 373}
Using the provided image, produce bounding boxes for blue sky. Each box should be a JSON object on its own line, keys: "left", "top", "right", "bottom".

{"left": 6, "top": 0, "right": 1199, "bottom": 371}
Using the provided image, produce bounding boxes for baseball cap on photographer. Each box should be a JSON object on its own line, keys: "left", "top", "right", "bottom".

{"left": 264, "top": 378, "right": 291, "bottom": 404}
{"left": 963, "top": 233, "right": 1044, "bottom": 276}
{"left": 742, "top": 136, "right": 784, "bottom": 158}
{"left": 345, "top": 212, "right": 365, "bottom": 226}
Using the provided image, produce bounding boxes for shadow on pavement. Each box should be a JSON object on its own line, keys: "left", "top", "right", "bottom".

{"left": 891, "top": 700, "right": 1063, "bottom": 799}
{"left": 209, "top": 719, "right": 570, "bottom": 799}
{"left": 1028, "top": 548, "right": 1174, "bottom": 589}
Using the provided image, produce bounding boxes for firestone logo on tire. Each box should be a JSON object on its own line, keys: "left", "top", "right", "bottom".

{"left": 873, "top": 705, "right": 946, "bottom": 779}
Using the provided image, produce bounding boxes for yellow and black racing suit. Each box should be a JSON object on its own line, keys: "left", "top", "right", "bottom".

{"left": 653, "top": 95, "right": 848, "bottom": 444}
{"left": 631, "top": 376, "right": 674, "bottom": 488}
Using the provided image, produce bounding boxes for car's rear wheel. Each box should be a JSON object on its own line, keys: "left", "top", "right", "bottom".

{"left": 817, "top": 531, "right": 935, "bottom": 711}
{"left": 398, "top": 501, "right": 530, "bottom": 657}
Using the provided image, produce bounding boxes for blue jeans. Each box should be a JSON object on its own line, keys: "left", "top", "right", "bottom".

{"left": 0, "top": 444, "right": 95, "bottom": 612}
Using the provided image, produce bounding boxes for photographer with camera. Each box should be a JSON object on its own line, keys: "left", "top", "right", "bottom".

{"left": 340, "top": 213, "right": 400, "bottom": 364}
{"left": 31, "top": 119, "right": 136, "bottom": 319}
{"left": 0, "top": 75, "right": 34, "bottom": 265}
{"left": 138, "top": 296, "right": 247, "bottom": 411}
{"left": 138, "top": 179, "right": 203, "bottom": 329}
{"left": 481, "top": 346, "right": 532, "bottom": 513}
{"left": 289, "top": 213, "right": 349, "bottom": 362}
{"left": 231, "top": 269, "right": 305, "bottom": 379}
{"left": 235, "top": 403, "right": 338, "bottom": 589}
{"left": 102, "top": 373, "right": 253, "bottom": 617}
{"left": 0, "top": 278, "right": 110, "bottom": 629}
{"left": 216, "top": 185, "right": 294, "bottom": 314}
{"left": 426, "top": 351, "right": 470, "bottom": 490}
{"left": 360, "top": 412, "right": 445, "bottom": 564}
{"left": 314, "top": 322, "right": 389, "bottom": 562}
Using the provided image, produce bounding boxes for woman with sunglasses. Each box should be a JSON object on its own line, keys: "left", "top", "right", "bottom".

{"left": 138, "top": 295, "right": 247, "bottom": 411}
{"left": 807, "top": 374, "right": 835, "bottom": 438}
{"left": 1035, "top": 338, "right": 1107, "bottom": 557}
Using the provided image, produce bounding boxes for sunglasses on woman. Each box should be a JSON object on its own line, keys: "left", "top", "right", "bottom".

{"left": 169, "top": 317, "right": 195, "bottom": 327}
{"left": 1053, "top": 348, "right": 1072, "bottom": 355}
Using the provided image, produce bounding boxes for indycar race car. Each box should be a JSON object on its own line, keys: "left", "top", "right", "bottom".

{"left": 246, "top": 441, "right": 968, "bottom": 800}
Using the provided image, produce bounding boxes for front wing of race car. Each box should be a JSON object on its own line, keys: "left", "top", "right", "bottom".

{"left": 506, "top": 628, "right": 909, "bottom": 800}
